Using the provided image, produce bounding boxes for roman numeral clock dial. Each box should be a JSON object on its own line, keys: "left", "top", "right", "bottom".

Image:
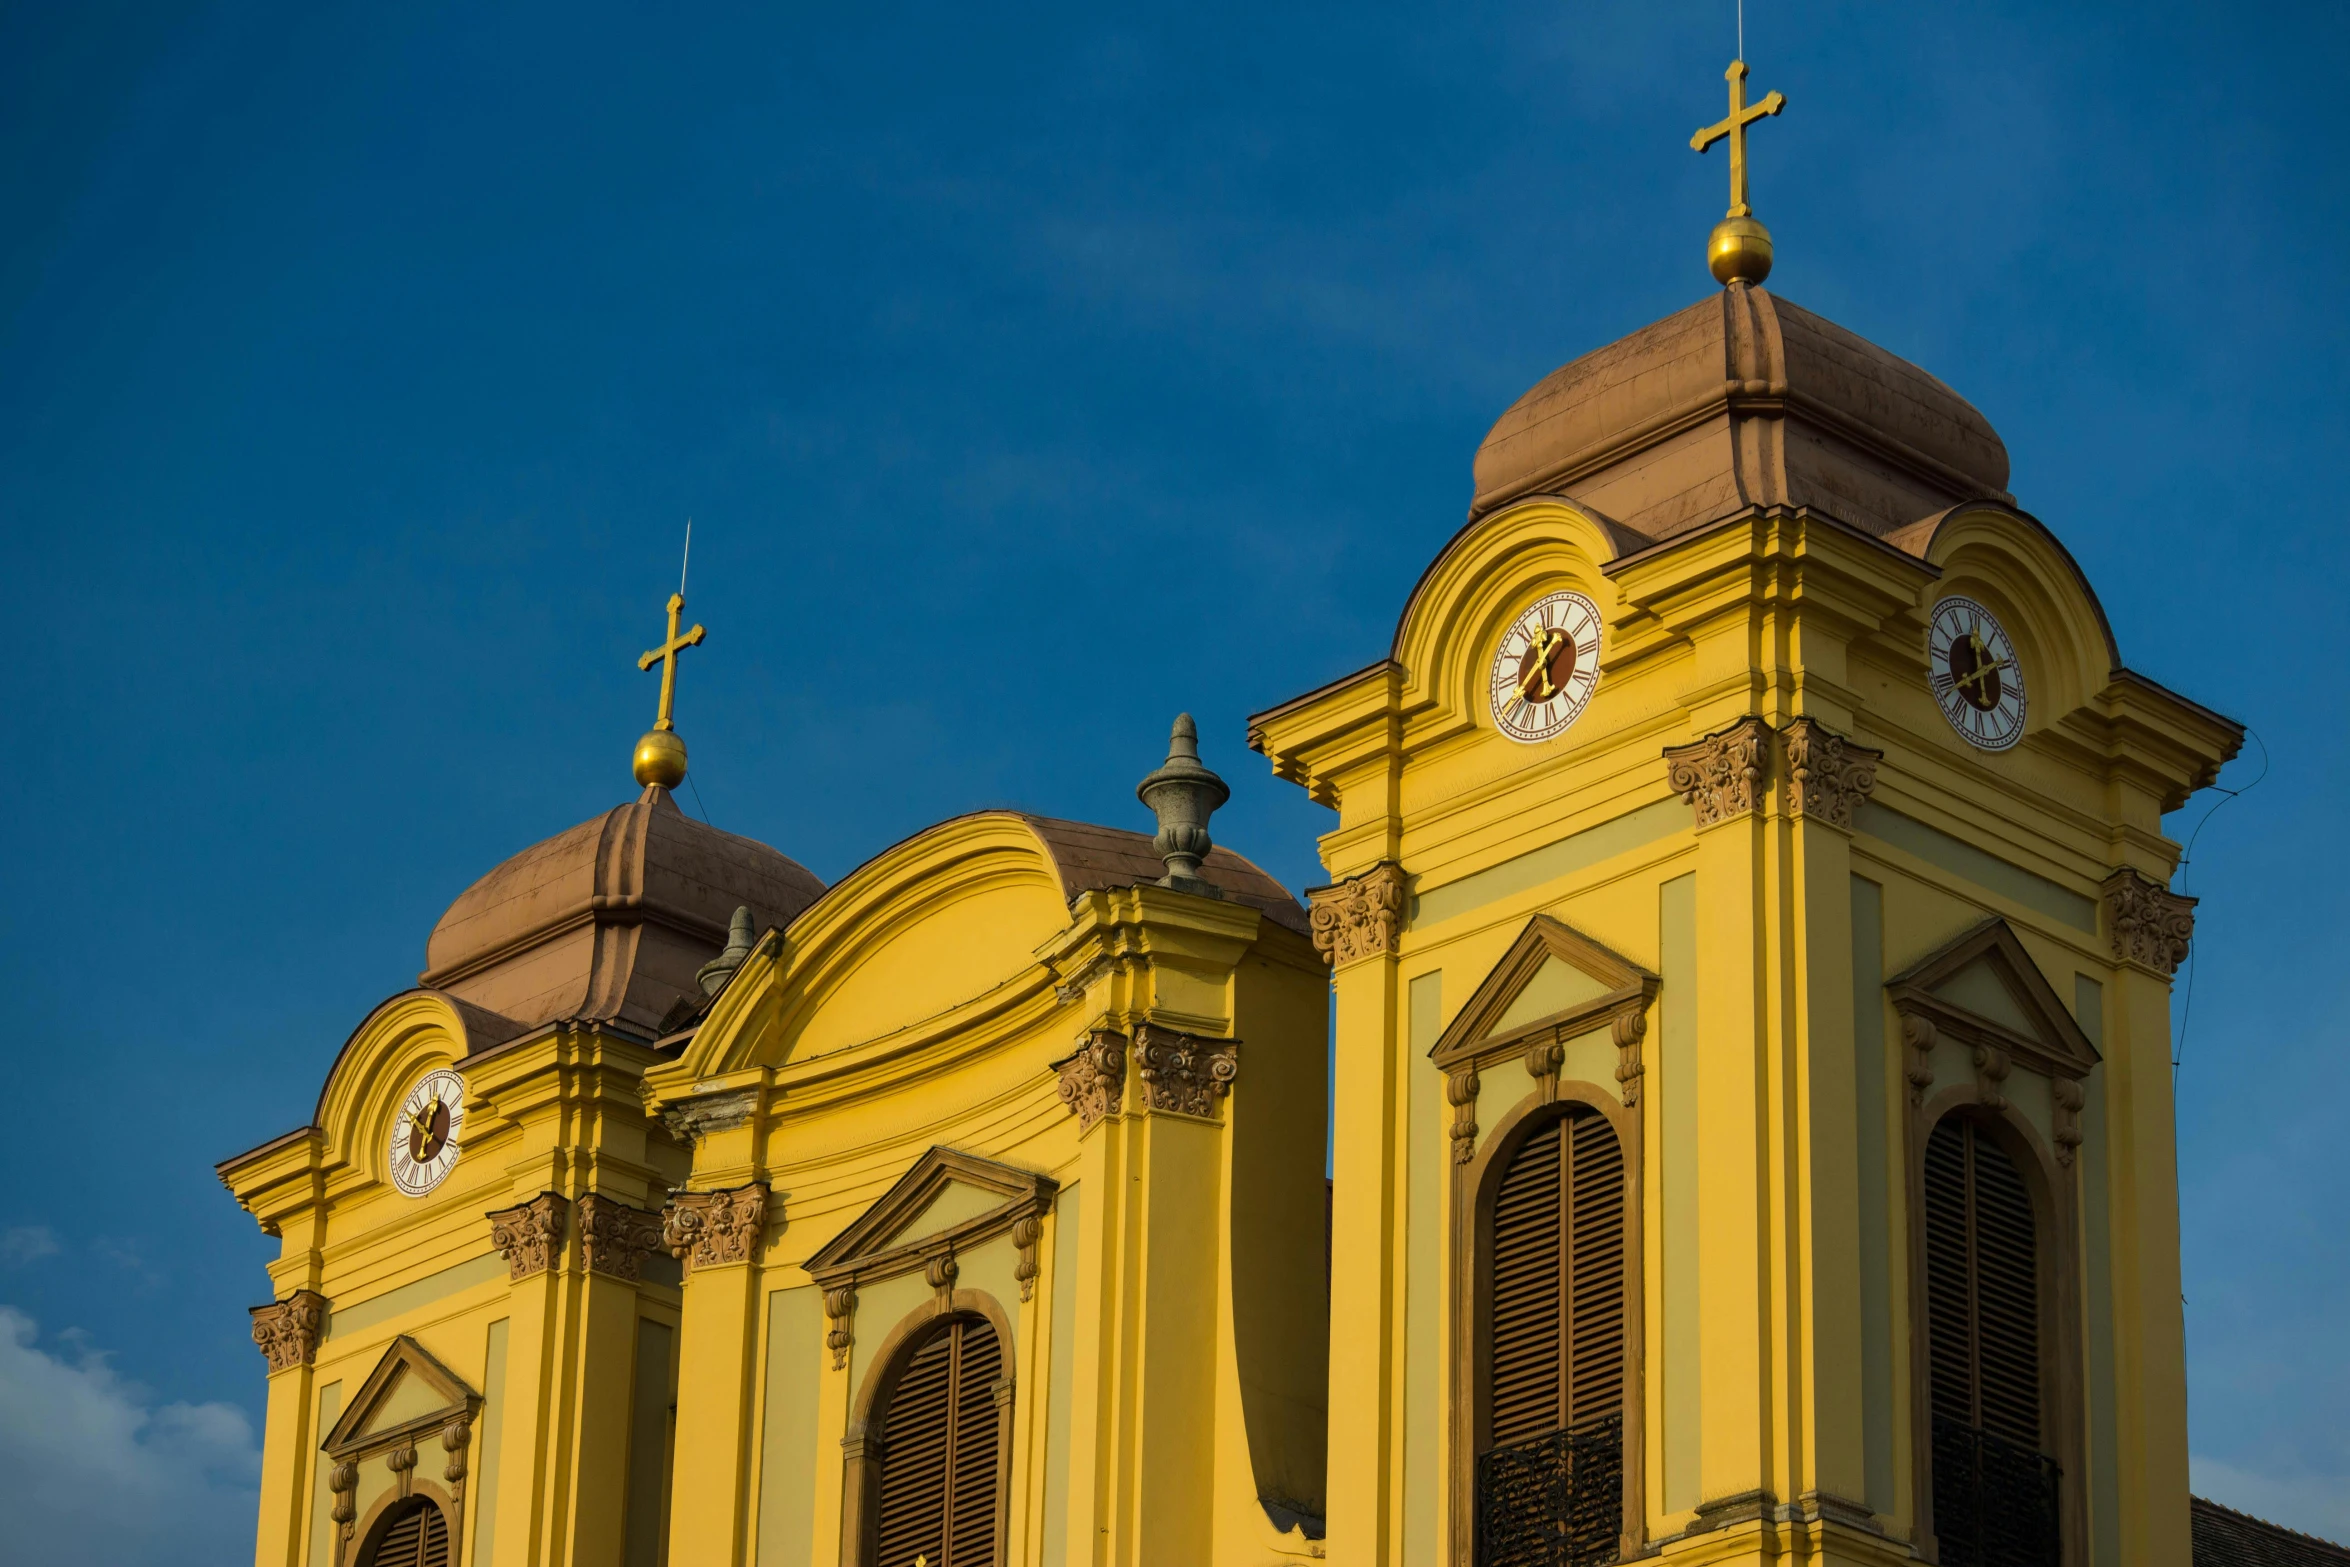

{"left": 1928, "top": 595, "right": 2027, "bottom": 752}
{"left": 389, "top": 1068, "right": 467, "bottom": 1198}
{"left": 1490, "top": 591, "right": 1603, "bottom": 744}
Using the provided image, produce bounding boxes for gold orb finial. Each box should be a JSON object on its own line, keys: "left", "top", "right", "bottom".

{"left": 634, "top": 727, "right": 689, "bottom": 789}
{"left": 1708, "top": 214, "right": 1775, "bottom": 286}
{"left": 1691, "top": 60, "right": 1787, "bottom": 288}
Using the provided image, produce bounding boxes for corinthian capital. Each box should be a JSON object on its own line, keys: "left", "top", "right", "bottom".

{"left": 249, "top": 1290, "right": 327, "bottom": 1374}
{"left": 661, "top": 1183, "right": 770, "bottom": 1274}
{"left": 575, "top": 1193, "right": 668, "bottom": 1282}
{"left": 2103, "top": 869, "right": 2195, "bottom": 978}
{"left": 1307, "top": 862, "right": 1407, "bottom": 967}
{"left": 1053, "top": 1030, "right": 1126, "bottom": 1134}
{"left": 1664, "top": 717, "right": 1773, "bottom": 829}
{"left": 1782, "top": 717, "right": 1882, "bottom": 829}
{"left": 1131, "top": 1025, "right": 1240, "bottom": 1119}
{"left": 486, "top": 1193, "right": 567, "bottom": 1281}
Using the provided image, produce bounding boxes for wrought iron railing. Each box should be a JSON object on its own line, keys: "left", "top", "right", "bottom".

{"left": 1931, "top": 1417, "right": 2060, "bottom": 1567}
{"left": 1475, "top": 1415, "right": 1623, "bottom": 1567}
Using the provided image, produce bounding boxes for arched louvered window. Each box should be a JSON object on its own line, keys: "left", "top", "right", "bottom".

{"left": 873, "top": 1314, "right": 1005, "bottom": 1567}
{"left": 1924, "top": 1114, "right": 2059, "bottom": 1567}
{"left": 1477, "top": 1103, "right": 1624, "bottom": 1567}
{"left": 362, "top": 1498, "right": 451, "bottom": 1567}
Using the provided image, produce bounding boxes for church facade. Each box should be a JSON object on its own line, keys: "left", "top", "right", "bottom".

{"left": 223, "top": 74, "right": 2256, "bottom": 1567}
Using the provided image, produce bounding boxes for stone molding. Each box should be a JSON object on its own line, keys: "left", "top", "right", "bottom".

{"left": 2102, "top": 869, "right": 2195, "bottom": 978}
{"left": 1665, "top": 716, "right": 1773, "bottom": 829}
{"left": 486, "top": 1193, "right": 567, "bottom": 1281}
{"left": 658, "top": 1086, "right": 761, "bottom": 1145}
{"left": 575, "top": 1193, "right": 667, "bottom": 1282}
{"left": 1445, "top": 1066, "right": 1482, "bottom": 1165}
{"left": 1012, "top": 1215, "right": 1044, "bottom": 1301}
{"left": 1307, "top": 862, "right": 1407, "bottom": 967}
{"left": 823, "top": 1286, "right": 857, "bottom": 1369}
{"left": 1052, "top": 1030, "right": 1126, "bottom": 1133}
{"left": 1131, "top": 1024, "right": 1241, "bottom": 1119}
{"left": 249, "top": 1289, "right": 327, "bottom": 1374}
{"left": 1782, "top": 717, "right": 1882, "bottom": 829}
{"left": 661, "top": 1182, "right": 770, "bottom": 1274}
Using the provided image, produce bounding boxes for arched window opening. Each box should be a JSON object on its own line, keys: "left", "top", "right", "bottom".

{"left": 873, "top": 1314, "right": 1004, "bottom": 1567}
{"left": 1478, "top": 1103, "right": 1624, "bottom": 1567}
{"left": 1925, "top": 1114, "right": 2058, "bottom": 1567}
{"left": 362, "top": 1497, "right": 451, "bottom": 1567}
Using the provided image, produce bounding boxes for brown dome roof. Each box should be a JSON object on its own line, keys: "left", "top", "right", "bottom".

{"left": 1470, "top": 286, "right": 2012, "bottom": 549}
{"left": 421, "top": 785, "right": 826, "bottom": 1037}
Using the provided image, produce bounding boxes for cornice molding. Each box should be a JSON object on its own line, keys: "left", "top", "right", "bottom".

{"left": 486, "top": 1193, "right": 567, "bottom": 1281}
{"left": 249, "top": 1290, "right": 327, "bottom": 1375}
{"left": 2102, "top": 869, "right": 2195, "bottom": 978}
{"left": 1307, "top": 862, "right": 1407, "bottom": 967}
{"left": 1664, "top": 716, "right": 1773, "bottom": 829}
{"left": 661, "top": 1182, "right": 770, "bottom": 1274}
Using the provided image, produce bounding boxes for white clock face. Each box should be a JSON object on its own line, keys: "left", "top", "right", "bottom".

{"left": 1929, "top": 595, "right": 2027, "bottom": 751}
{"left": 389, "top": 1068, "right": 466, "bottom": 1198}
{"left": 1489, "top": 591, "right": 1603, "bottom": 744}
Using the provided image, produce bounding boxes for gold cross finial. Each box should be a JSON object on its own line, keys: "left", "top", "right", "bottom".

{"left": 1690, "top": 60, "right": 1787, "bottom": 286}
{"left": 631, "top": 590, "right": 705, "bottom": 789}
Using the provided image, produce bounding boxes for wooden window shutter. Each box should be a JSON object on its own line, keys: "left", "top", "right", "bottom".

{"left": 364, "top": 1499, "right": 450, "bottom": 1567}
{"left": 1486, "top": 1103, "right": 1625, "bottom": 1448}
{"left": 874, "top": 1316, "right": 1005, "bottom": 1567}
{"left": 1923, "top": 1116, "right": 2042, "bottom": 1450}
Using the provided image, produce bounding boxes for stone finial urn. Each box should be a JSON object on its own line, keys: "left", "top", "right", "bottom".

{"left": 1136, "top": 713, "right": 1229, "bottom": 898}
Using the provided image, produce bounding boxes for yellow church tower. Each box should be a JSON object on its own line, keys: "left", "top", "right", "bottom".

{"left": 221, "top": 52, "right": 2245, "bottom": 1567}
{"left": 1252, "top": 56, "right": 2237, "bottom": 1567}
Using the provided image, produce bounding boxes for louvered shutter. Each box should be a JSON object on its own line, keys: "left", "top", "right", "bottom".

{"left": 363, "top": 1500, "right": 449, "bottom": 1567}
{"left": 1486, "top": 1104, "right": 1625, "bottom": 1448}
{"left": 1923, "top": 1116, "right": 2041, "bottom": 1447}
{"left": 874, "top": 1316, "right": 1005, "bottom": 1567}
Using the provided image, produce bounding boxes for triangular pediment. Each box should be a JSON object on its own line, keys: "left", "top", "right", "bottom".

{"left": 322, "top": 1336, "right": 477, "bottom": 1459}
{"left": 806, "top": 1147, "right": 1057, "bottom": 1287}
{"left": 1888, "top": 918, "right": 2098, "bottom": 1077}
{"left": 1432, "top": 915, "right": 1657, "bottom": 1070}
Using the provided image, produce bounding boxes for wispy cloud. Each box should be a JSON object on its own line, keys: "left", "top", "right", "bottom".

{"left": 1, "top": 1225, "right": 60, "bottom": 1263}
{"left": 0, "top": 1307, "right": 259, "bottom": 1566}
{"left": 2193, "top": 1455, "right": 2350, "bottom": 1546}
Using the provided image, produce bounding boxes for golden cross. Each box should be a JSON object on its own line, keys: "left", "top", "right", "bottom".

{"left": 637, "top": 592, "right": 705, "bottom": 733}
{"left": 1690, "top": 60, "right": 1786, "bottom": 219}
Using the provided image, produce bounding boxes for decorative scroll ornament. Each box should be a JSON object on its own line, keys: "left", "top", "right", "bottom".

{"left": 249, "top": 1290, "right": 327, "bottom": 1374}
{"left": 1054, "top": 1031, "right": 1127, "bottom": 1133}
{"left": 1972, "top": 1042, "right": 2012, "bottom": 1112}
{"left": 486, "top": 1193, "right": 567, "bottom": 1281}
{"left": 1612, "top": 1008, "right": 1648, "bottom": 1108}
{"left": 2052, "top": 1077, "right": 2086, "bottom": 1169}
{"left": 1446, "top": 1068, "right": 1481, "bottom": 1165}
{"left": 386, "top": 1438, "right": 419, "bottom": 1497}
{"left": 1307, "top": 862, "right": 1407, "bottom": 967}
{"left": 926, "top": 1251, "right": 959, "bottom": 1304}
{"left": 661, "top": 1183, "right": 769, "bottom": 1273}
{"left": 823, "top": 1287, "right": 856, "bottom": 1369}
{"left": 329, "top": 1459, "right": 358, "bottom": 1544}
{"left": 1131, "top": 1024, "right": 1241, "bottom": 1119}
{"left": 441, "top": 1416, "right": 473, "bottom": 1504}
{"left": 2102, "top": 869, "right": 2195, "bottom": 978}
{"left": 1781, "top": 717, "right": 1882, "bottom": 830}
{"left": 575, "top": 1193, "right": 668, "bottom": 1282}
{"left": 1012, "top": 1215, "right": 1044, "bottom": 1301}
{"left": 1902, "top": 1014, "right": 1937, "bottom": 1105}
{"left": 1664, "top": 716, "right": 1773, "bottom": 828}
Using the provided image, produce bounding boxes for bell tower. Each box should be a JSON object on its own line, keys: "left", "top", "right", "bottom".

{"left": 1253, "top": 61, "right": 2238, "bottom": 1567}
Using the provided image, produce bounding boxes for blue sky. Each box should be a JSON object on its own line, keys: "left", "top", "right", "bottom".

{"left": 1, "top": 1, "right": 2343, "bottom": 1558}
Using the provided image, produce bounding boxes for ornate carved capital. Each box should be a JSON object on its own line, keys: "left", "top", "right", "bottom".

{"left": 1781, "top": 717, "right": 1881, "bottom": 830}
{"left": 1445, "top": 1067, "right": 1481, "bottom": 1165}
{"left": 1665, "top": 717, "right": 1773, "bottom": 829}
{"left": 1054, "top": 1030, "right": 1126, "bottom": 1133}
{"left": 1900, "top": 1012, "right": 1937, "bottom": 1105}
{"left": 1308, "top": 863, "right": 1407, "bottom": 967}
{"left": 575, "top": 1193, "right": 668, "bottom": 1282}
{"left": 2103, "top": 869, "right": 2195, "bottom": 978}
{"left": 1012, "top": 1216, "right": 1043, "bottom": 1302}
{"left": 1131, "top": 1024, "right": 1240, "bottom": 1119}
{"left": 823, "top": 1286, "right": 856, "bottom": 1369}
{"left": 661, "top": 1183, "right": 769, "bottom": 1273}
{"left": 248, "top": 1290, "right": 327, "bottom": 1374}
{"left": 487, "top": 1193, "right": 567, "bottom": 1281}
{"left": 1612, "top": 1007, "right": 1648, "bottom": 1108}
{"left": 2052, "top": 1076, "right": 2086, "bottom": 1168}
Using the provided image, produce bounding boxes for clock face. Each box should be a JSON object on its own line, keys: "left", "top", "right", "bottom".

{"left": 389, "top": 1068, "right": 466, "bottom": 1198}
{"left": 1929, "top": 595, "right": 2027, "bottom": 751}
{"left": 1489, "top": 591, "right": 1603, "bottom": 744}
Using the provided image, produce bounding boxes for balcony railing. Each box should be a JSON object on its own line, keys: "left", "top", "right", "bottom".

{"left": 1475, "top": 1414, "right": 1623, "bottom": 1567}
{"left": 1931, "top": 1417, "right": 2060, "bottom": 1567}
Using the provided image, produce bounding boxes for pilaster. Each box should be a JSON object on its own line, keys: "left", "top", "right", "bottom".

{"left": 663, "top": 1181, "right": 772, "bottom": 1567}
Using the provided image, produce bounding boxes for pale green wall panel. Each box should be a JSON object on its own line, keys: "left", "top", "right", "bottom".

{"left": 2076, "top": 975, "right": 2120, "bottom": 1567}
{"left": 1040, "top": 1186, "right": 1082, "bottom": 1567}
{"left": 756, "top": 1288, "right": 824, "bottom": 1566}
{"left": 1403, "top": 971, "right": 1443, "bottom": 1563}
{"left": 309, "top": 1381, "right": 343, "bottom": 1567}
{"left": 470, "top": 1321, "right": 507, "bottom": 1567}
{"left": 624, "top": 1319, "right": 675, "bottom": 1567}
{"left": 1851, "top": 875, "right": 1896, "bottom": 1515}
{"left": 1660, "top": 873, "right": 1700, "bottom": 1512}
